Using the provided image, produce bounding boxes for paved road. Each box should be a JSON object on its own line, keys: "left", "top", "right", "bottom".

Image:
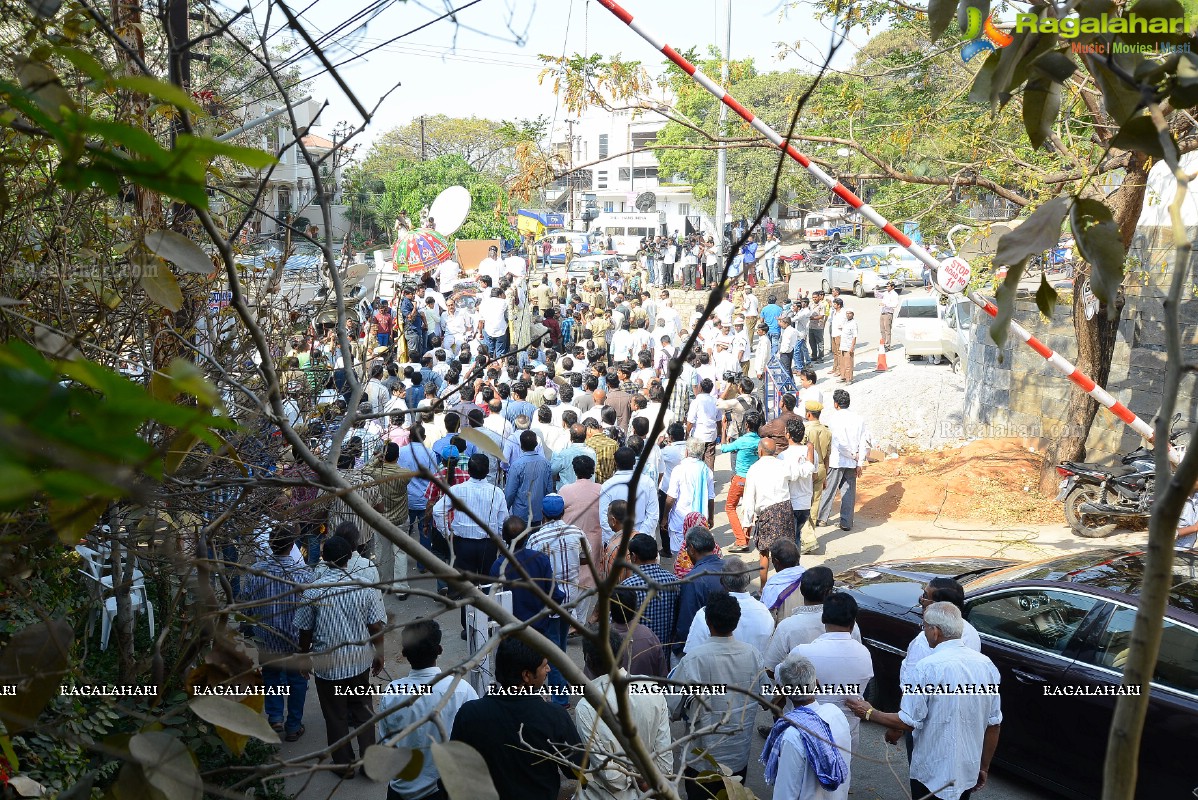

{"left": 279, "top": 450, "right": 1072, "bottom": 800}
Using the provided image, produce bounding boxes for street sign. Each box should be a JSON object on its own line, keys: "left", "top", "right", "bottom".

{"left": 937, "top": 257, "right": 971, "bottom": 294}
{"left": 1081, "top": 278, "right": 1099, "bottom": 320}
{"left": 208, "top": 290, "right": 232, "bottom": 313}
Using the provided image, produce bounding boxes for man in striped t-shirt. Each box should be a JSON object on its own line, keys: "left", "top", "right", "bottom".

{"left": 295, "top": 537, "right": 388, "bottom": 778}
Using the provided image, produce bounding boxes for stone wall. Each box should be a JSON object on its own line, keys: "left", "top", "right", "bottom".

{"left": 964, "top": 242, "right": 1197, "bottom": 464}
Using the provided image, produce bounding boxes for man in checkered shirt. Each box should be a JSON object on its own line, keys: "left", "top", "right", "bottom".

{"left": 619, "top": 533, "right": 680, "bottom": 650}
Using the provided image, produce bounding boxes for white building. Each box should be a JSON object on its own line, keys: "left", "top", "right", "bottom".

{"left": 230, "top": 98, "right": 350, "bottom": 243}
{"left": 547, "top": 107, "right": 714, "bottom": 238}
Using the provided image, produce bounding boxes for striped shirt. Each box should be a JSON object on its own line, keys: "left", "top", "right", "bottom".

{"left": 241, "top": 555, "right": 313, "bottom": 653}
{"left": 525, "top": 520, "right": 587, "bottom": 604}
{"left": 293, "top": 565, "right": 387, "bottom": 680}
{"left": 432, "top": 478, "right": 508, "bottom": 541}
{"left": 621, "top": 564, "right": 681, "bottom": 648}
{"left": 326, "top": 469, "right": 381, "bottom": 547}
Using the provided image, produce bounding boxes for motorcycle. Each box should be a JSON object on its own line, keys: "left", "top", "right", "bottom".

{"left": 1056, "top": 417, "right": 1188, "bottom": 538}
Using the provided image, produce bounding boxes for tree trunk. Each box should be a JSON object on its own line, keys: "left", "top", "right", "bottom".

{"left": 1038, "top": 158, "right": 1149, "bottom": 493}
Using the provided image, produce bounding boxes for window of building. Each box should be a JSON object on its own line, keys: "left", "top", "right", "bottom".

{"left": 631, "top": 130, "right": 656, "bottom": 150}
{"left": 597, "top": 170, "right": 608, "bottom": 189}
{"left": 598, "top": 134, "right": 608, "bottom": 159}
{"left": 678, "top": 203, "right": 690, "bottom": 217}
{"left": 618, "top": 167, "right": 659, "bottom": 181}
{"left": 603, "top": 201, "right": 614, "bottom": 212}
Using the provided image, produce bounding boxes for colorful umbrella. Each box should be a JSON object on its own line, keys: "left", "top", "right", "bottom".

{"left": 392, "top": 227, "right": 451, "bottom": 272}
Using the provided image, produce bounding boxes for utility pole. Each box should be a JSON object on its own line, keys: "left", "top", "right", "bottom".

{"left": 565, "top": 118, "right": 577, "bottom": 229}
{"left": 420, "top": 115, "right": 426, "bottom": 161}
{"left": 714, "top": 0, "right": 731, "bottom": 248}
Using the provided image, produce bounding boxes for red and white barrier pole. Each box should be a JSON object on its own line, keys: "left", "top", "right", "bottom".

{"left": 598, "top": 0, "right": 1157, "bottom": 445}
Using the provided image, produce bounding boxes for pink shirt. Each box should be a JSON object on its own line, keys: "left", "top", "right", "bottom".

{"left": 558, "top": 478, "right": 603, "bottom": 588}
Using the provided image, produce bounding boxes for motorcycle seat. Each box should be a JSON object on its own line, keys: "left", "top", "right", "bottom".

{"left": 1062, "top": 461, "right": 1140, "bottom": 477}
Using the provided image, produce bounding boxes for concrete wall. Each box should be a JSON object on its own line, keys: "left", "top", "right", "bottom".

{"left": 964, "top": 236, "right": 1197, "bottom": 464}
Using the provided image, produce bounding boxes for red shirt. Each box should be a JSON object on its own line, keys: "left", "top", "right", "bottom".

{"left": 374, "top": 309, "right": 394, "bottom": 334}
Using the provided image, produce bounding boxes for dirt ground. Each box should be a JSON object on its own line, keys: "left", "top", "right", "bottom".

{"left": 859, "top": 438, "right": 1064, "bottom": 526}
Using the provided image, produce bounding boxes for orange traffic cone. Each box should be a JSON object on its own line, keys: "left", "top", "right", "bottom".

{"left": 877, "top": 347, "right": 888, "bottom": 372}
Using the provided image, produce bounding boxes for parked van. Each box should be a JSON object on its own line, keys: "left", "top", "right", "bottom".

{"left": 892, "top": 295, "right": 973, "bottom": 370}
{"left": 534, "top": 230, "right": 591, "bottom": 264}
{"left": 590, "top": 212, "right": 664, "bottom": 258}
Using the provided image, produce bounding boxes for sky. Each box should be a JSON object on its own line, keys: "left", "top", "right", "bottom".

{"left": 227, "top": 0, "right": 862, "bottom": 147}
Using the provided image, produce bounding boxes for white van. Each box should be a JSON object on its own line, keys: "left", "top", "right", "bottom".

{"left": 893, "top": 295, "right": 973, "bottom": 370}
{"left": 590, "top": 212, "right": 664, "bottom": 258}
{"left": 534, "top": 230, "right": 591, "bottom": 265}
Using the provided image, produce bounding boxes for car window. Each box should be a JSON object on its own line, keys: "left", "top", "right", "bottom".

{"left": 1089, "top": 607, "right": 1198, "bottom": 694}
{"left": 966, "top": 589, "right": 1100, "bottom": 656}
{"left": 898, "top": 303, "right": 938, "bottom": 319}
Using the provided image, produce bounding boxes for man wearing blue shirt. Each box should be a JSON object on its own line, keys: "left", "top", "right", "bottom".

{"left": 720, "top": 410, "right": 763, "bottom": 553}
{"left": 399, "top": 285, "right": 425, "bottom": 361}
{"left": 505, "top": 430, "right": 554, "bottom": 526}
{"left": 672, "top": 525, "right": 724, "bottom": 657}
{"left": 760, "top": 295, "right": 784, "bottom": 353}
{"left": 398, "top": 426, "right": 437, "bottom": 575}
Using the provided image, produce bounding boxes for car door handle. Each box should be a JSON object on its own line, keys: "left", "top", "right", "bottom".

{"left": 1011, "top": 669, "right": 1047, "bottom": 684}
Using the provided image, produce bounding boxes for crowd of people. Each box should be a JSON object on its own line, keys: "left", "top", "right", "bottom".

{"left": 236, "top": 245, "right": 1004, "bottom": 800}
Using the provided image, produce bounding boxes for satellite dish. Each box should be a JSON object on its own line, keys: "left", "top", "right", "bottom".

{"left": 635, "top": 191, "right": 656, "bottom": 212}
{"left": 430, "top": 186, "right": 471, "bottom": 237}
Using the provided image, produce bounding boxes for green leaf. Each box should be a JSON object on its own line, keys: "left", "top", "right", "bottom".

{"left": 0, "top": 463, "right": 39, "bottom": 504}
{"left": 112, "top": 76, "right": 202, "bottom": 114}
{"left": 1032, "top": 51, "right": 1078, "bottom": 83}
{"left": 363, "top": 745, "right": 423, "bottom": 782}
{"left": 927, "top": 0, "right": 956, "bottom": 42}
{"left": 1070, "top": 198, "right": 1126, "bottom": 317}
{"left": 52, "top": 47, "right": 108, "bottom": 82}
{"left": 14, "top": 58, "right": 75, "bottom": 121}
{"left": 1090, "top": 56, "right": 1143, "bottom": 124}
{"left": 50, "top": 497, "right": 108, "bottom": 544}
{"left": 1035, "top": 274, "right": 1059, "bottom": 317}
{"left": 995, "top": 196, "right": 1070, "bottom": 267}
{"left": 432, "top": 741, "right": 501, "bottom": 800}
{"left": 138, "top": 265, "right": 183, "bottom": 312}
{"left": 968, "top": 49, "right": 1002, "bottom": 105}
{"left": 1111, "top": 114, "right": 1175, "bottom": 161}
{"left": 0, "top": 621, "right": 73, "bottom": 734}
{"left": 168, "top": 358, "right": 219, "bottom": 406}
{"left": 176, "top": 134, "right": 278, "bottom": 170}
{"left": 164, "top": 431, "right": 200, "bottom": 475}
{"left": 188, "top": 696, "right": 281, "bottom": 744}
{"left": 79, "top": 118, "right": 170, "bottom": 165}
{"left": 1009, "top": 33, "right": 1060, "bottom": 93}
{"left": 144, "top": 230, "right": 213, "bottom": 274}
{"left": 988, "top": 268, "right": 1022, "bottom": 349}
{"left": 127, "top": 732, "right": 202, "bottom": 800}
{"left": 1022, "top": 78, "right": 1061, "bottom": 150}
{"left": 1122, "top": 0, "right": 1187, "bottom": 45}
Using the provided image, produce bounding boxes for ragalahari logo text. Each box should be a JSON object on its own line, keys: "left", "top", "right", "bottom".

{"left": 961, "top": 8, "right": 1014, "bottom": 61}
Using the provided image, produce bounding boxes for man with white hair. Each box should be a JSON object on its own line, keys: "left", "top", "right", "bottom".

{"left": 760, "top": 652, "right": 851, "bottom": 800}
{"left": 847, "top": 603, "right": 1002, "bottom": 800}
{"left": 684, "top": 556, "right": 774, "bottom": 655}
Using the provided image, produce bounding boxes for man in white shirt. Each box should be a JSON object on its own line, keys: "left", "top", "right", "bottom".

{"left": 476, "top": 287, "right": 510, "bottom": 357}
{"left": 742, "top": 291, "right": 760, "bottom": 343}
{"left": 610, "top": 321, "right": 633, "bottom": 363}
{"left": 778, "top": 315, "right": 800, "bottom": 378}
{"left": 791, "top": 593, "right": 874, "bottom": 756}
{"left": 684, "top": 557, "right": 774, "bottom": 655}
{"left": 838, "top": 309, "right": 859, "bottom": 385}
{"left": 752, "top": 322, "right": 772, "bottom": 380}
{"left": 879, "top": 280, "right": 900, "bottom": 351}
{"left": 900, "top": 578, "right": 983, "bottom": 687}
{"left": 848, "top": 603, "right": 1002, "bottom": 800}
{"left": 779, "top": 417, "right": 816, "bottom": 542}
{"left": 502, "top": 251, "right": 527, "bottom": 281}
{"left": 378, "top": 620, "right": 478, "bottom": 800}
{"left": 764, "top": 567, "right": 862, "bottom": 673}
{"left": 659, "top": 294, "right": 681, "bottom": 337}
{"left": 685, "top": 378, "right": 720, "bottom": 470}
{"left": 715, "top": 296, "right": 735, "bottom": 327}
{"left": 661, "top": 239, "right": 677, "bottom": 287}
{"left": 477, "top": 245, "right": 504, "bottom": 285}
{"left": 828, "top": 297, "right": 847, "bottom": 381}
{"left": 598, "top": 446, "right": 660, "bottom": 547}
{"left": 817, "top": 389, "right": 869, "bottom": 531}
{"left": 732, "top": 317, "right": 751, "bottom": 374}
{"left": 713, "top": 322, "right": 739, "bottom": 377}
{"left": 435, "top": 256, "right": 461, "bottom": 293}
{"left": 761, "top": 653, "right": 851, "bottom": 800}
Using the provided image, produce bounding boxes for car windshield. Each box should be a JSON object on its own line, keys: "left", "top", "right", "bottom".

{"left": 848, "top": 255, "right": 876, "bottom": 269}
{"left": 898, "top": 302, "right": 938, "bottom": 318}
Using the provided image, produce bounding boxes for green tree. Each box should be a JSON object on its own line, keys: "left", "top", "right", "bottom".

{"left": 371, "top": 154, "right": 515, "bottom": 241}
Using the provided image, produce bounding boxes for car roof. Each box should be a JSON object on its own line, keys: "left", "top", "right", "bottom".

{"left": 966, "top": 548, "right": 1198, "bottom": 616}
{"left": 899, "top": 296, "right": 938, "bottom": 305}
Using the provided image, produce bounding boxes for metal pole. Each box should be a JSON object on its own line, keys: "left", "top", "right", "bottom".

{"left": 713, "top": 0, "right": 731, "bottom": 246}
{"left": 215, "top": 97, "right": 313, "bottom": 141}
{"left": 598, "top": 0, "right": 1163, "bottom": 450}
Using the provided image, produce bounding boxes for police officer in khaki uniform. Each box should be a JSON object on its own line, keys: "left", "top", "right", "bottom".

{"left": 802, "top": 399, "right": 832, "bottom": 554}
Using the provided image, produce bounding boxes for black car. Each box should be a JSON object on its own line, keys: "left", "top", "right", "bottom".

{"left": 836, "top": 549, "right": 1198, "bottom": 800}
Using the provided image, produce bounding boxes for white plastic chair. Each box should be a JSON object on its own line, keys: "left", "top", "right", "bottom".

{"left": 78, "top": 572, "right": 155, "bottom": 650}
{"left": 75, "top": 544, "right": 145, "bottom": 589}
